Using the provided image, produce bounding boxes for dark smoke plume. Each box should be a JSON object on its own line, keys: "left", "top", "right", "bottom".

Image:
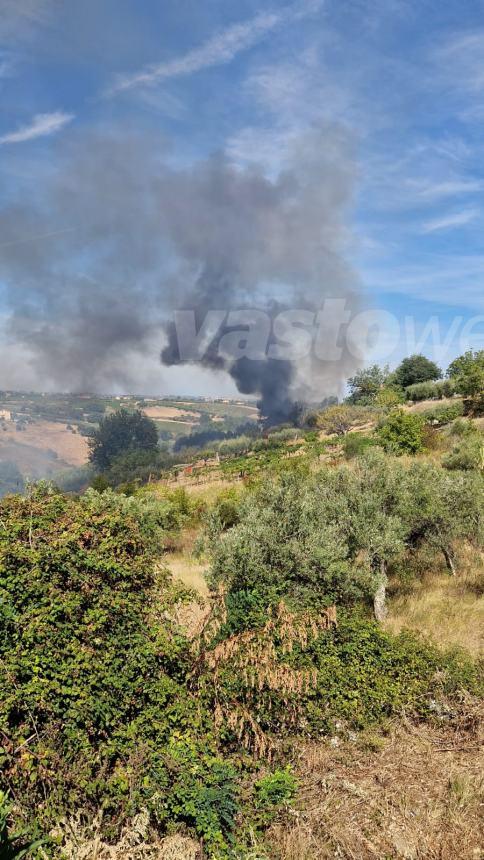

{"left": 0, "top": 123, "right": 362, "bottom": 416}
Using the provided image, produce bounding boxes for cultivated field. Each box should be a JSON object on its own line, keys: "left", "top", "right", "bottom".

{"left": 0, "top": 420, "right": 89, "bottom": 474}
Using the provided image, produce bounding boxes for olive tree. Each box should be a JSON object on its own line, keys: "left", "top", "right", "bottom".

{"left": 208, "top": 450, "right": 483, "bottom": 623}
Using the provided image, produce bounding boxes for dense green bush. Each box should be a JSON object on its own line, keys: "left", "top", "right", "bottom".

{"left": 347, "top": 365, "right": 390, "bottom": 404}
{"left": 208, "top": 470, "right": 378, "bottom": 612}
{"left": 88, "top": 409, "right": 159, "bottom": 472}
{"left": 0, "top": 486, "right": 234, "bottom": 854}
{"left": 203, "top": 607, "right": 481, "bottom": 749}
{"left": 304, "top": 613, "right": 481, "bottom": 731}
{"left": 254, "top": 767, "right": 297, "bottom": 819}
{"left": 1, "top": 453, "right": 483, "bottom": 856}
{"left": 377, "top": 409, "right": 425, "bottom": 454}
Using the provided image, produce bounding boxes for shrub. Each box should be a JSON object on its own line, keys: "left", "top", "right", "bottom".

{"left": 405, "top": 380, "right": 438, "bottom": 401}
{"left": 421, "top": 401, "right": 464, "bottom": 426}
{"left": 449, "top": 417, "right": 476, "bottom": 437}
{"left": 254, "top": 767, "right": 297, "bottom": 817}
{"left": 377, "top": 409, "right": 424, "bottom": 454}
{"left": 347, "top": 365, "right": 390, "bottom": 404}
{"left": 343, "top": 433, "right": 377, "bottom": 459}
{"left": 0, "top": 486, "right": 219, "bottom": 847}
{"left": 374, "top": 386, "right": 404, "bottom": 408}
{"left": 443, "top": 434, "right": 484, "bottom": 471}
{"left": 162, "top": 735, "right": 239, "bottom": 854}
{"left": 208, "top": 470, "right": 378, "bottom": 612}
{"left": 200, "top": 606, "right": 482, "bottom": 752}
{"left": 204, "top": 487, "right": 243, "bottom": 538}
{"left": 405, "top": 379, "right": 456, "bottom": 401}
{"left": 208, "top": 451, "right": 483, "bottom": 615}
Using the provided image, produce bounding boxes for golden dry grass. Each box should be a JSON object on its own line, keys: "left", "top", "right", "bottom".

{"left": 385, "top": 547, "right": 484, "bottom": 658}
{"left": 56, "top": 811, "right": 201, "bottom": 859}
{"left": 165, "top": 551, "right": 209, "bottom": 595}
{"left": 405, "top": 397, "right": 457, "bottom": 413}
{"left": 182, "top": 478, "right": 242, "bottom": 501}
{"left": 269, "top": 699, "right": 483, "bottom": 860}
{"left": 143, "top": 406, "right": 199, "bottom": 422}
{"left": 0, "top": 420, "right": 88, "bottom": 468}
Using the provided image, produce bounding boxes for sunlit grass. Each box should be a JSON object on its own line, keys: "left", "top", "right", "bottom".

{"left": 385, "top": 546, "right": 483, "bottom": 657}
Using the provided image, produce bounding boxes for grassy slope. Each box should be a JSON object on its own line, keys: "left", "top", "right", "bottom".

{"left": 145, "top": 415, "right": 483, "bottom": 859}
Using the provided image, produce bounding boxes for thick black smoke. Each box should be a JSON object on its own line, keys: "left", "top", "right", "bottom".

{"left": 0, "top": 123, "right": 362, "bottom": 414}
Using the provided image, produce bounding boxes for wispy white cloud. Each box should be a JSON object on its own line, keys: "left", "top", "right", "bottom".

{"left": 411, "top": 179, "right": 484, "bottom": 201}
{"left": 226, "top": 45, "right": 359, "bottom": 170}
{"left": 0, "top": 110, "right": 74, "bottom": 145}
{"left": 421, "top": 208, "right": 479, "bottom": 234}
{"left": 107, "top": 0, "right": 323, "bottom": 96}
{"left": 361, "top": 253, "right": 484, "bottom": 311}
{"left": 435, "top": 31, "right": 484, "bottom": 93}
{"left": 0, "top": 0, "right": 57, "bottom": 42}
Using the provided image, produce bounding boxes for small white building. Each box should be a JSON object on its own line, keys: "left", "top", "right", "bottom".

{"left": 0, "top": 410, "right": 12, "bottom": 421}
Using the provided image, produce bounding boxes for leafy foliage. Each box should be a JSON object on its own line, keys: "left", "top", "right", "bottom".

{"left": 347, "top": 365, "right": 389, "bottom": 404}
{"left": 0, "top": 791, "right": 45, "bottom": 859}
{"left": 405, "top": 378, "right": 456, "bottom": 401}
{"left": 88, "top": 408, "right": 159, "bottom": 472}
{"left": 393, "top": 354, "right": 441, "bottom": 389}
{"left": 317, "top": 404, "right": 375, "bottom": 436}
{"left": 447, "top": 350, "right": 484, "bottom": 401}
{"left": 343, "top": 432, "right": 377, "bottom": 459}
{"left": 421, "top": 401, "right": 464, "bottom": 426}
{"left": 0, "top": 485, "right": 228, "bottom": 849}
{"left": 377, "top": 409, "right": 425, "bottom": 454}
{"left": 208, "top": 451, "right": 483, "bottom": 611}
{"left": 254, "top": 767, "right": 297, "bottom": 818}
{"left": 444, "top": 430, "right": 484, "bottom": 472}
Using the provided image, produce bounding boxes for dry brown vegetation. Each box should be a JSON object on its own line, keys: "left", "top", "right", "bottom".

{"left": 56, "top": 812, "right": 201, "bottom": 859}
{"left": 385, "top": 546, "right": 484, "bottom": 658}
{"left": 269, "top": 700, "right": 483, "bottom": 860}
{"left": 0, "top": 420, "right": 89, "bottom": 474}
{"left": 165, "top": 552, "right": 209, "bottom": 595}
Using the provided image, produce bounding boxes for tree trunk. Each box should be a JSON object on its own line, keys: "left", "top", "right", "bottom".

{"left": 373, "top": 559, "right": 388, "bottom": 622}
{"left": 442, "top": 546, "right": 456, "bottom": 576}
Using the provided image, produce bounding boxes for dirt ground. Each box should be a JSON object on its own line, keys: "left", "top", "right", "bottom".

{"left": 270, "top": 700, "right": 483, "bottom": 860}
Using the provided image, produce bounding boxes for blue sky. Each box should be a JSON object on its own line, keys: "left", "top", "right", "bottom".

{"left": 0, "top": 0, "right": 483, "bottom": 394}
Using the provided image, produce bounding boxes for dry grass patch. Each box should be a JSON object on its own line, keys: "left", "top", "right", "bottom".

{"left": 56, "top": 812, "right": 201, "bottom": 859}
{"left": 165, "top": 551, "right": 209, "bottom": 596}
{"left": 385, "top": 548, "right": 484, "bottom": 658}
{"left": 0, "top": 420, "right": 89, "bottom": 469}
{"left": 269, "top": 700, "right": 483, "bottom": 860}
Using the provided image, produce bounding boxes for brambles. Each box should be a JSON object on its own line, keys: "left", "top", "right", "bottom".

{"left": 0, "top": 485, "right": 230, "bottom": 853}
